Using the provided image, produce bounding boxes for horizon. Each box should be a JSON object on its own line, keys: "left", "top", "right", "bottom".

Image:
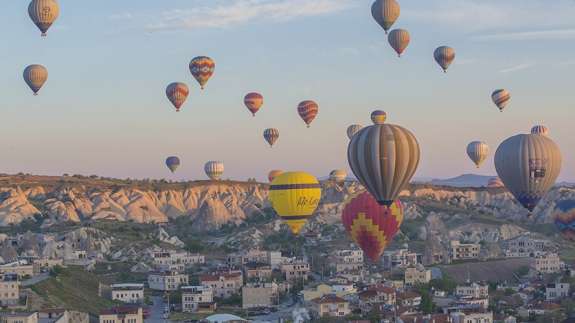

{"left": 2, "top": 0, "right": 574, "bottom": 182}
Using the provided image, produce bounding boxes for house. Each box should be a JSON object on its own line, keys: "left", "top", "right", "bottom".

{"left": 0, "top": 312, "right": 38, "bottom": 323}
{"left": 456, "top": 283, "right": 489, "bottom": 299}
{"left": 182, "top": 286, "right": 215, "bottom": 313}
{"left": 397, "top": 291, "right": 422, "bottom": 308}
{"left": 301, "top": 284, "right": 356, "bottom": 302}
{"left": 358, "top": 285, "right": 396, "bottom": 314}
{"left": 110, "top": 283, "right": 144, "bottom": 304}
{"left": 545, "top": 283, "right": 570, "bottom": 301}
{"left": 32, "top": 258, "right": 63, "bottom": 274}
{"left": 242, "top": 283, "right": 279, "bottom": 309}
{"left": 38, "top": 309, "right": 89, "bottom": 323}
{"left": 0, "top": 274, "right": 19, "bottom": 306}
{"left": 450, "top": 310, "right": 493, "bottom": 323}
{"left": 502, "top": 235, "right": 553, "bottom": 258}
{"left": 243, "top": 263, "right": 272, "bottom": 282}
{"left": 200, "top": 271, "right": 243, "bottom": 299}
{"left": 383, "top": 248, "right": 423, "bottom": 270}
{"left": 227, "top": 250, "right": 282, "bottom": 269}
{"left": 150, "top": 249, "right": 204, "bottom": 271}
{"left": 400, "top": 313, "right": 450, "bottom": 323}
{"left": 0, "top": 261, "right": 34, "bottom": 279}
{"left": 533, "top": 253, "right": 563, "bottom": 273}
{"left": 332, "top": 249, "right": 364, "bottom": 273}
{"left": 310, "top": 294, "right": 350, "bottom": 318}
{"left": 99, "top": 306, "right": 143, "bottom": 323}
{"left": 280, "top": 260, "right": 309, "bottom": 282}
{"left": 449, "top": 241, "right": 480, "bottom": 261}
{"left": 147, "top": 271, "right": 188, "bottom": 291}
{"left": 404, "top": 265, "right": 431, "bottom": 286}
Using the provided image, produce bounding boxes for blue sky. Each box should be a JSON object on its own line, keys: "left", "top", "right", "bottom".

{"left": 0, "top": 0, "right": 574, "bottom": 182}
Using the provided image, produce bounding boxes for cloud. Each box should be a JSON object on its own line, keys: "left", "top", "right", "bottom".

{"left": 499, "top": 62, "right": 535, "bottom": 73}
{"left": 142, "top": 0, "right": 354, "bottom": 31}
{"left": 109, "top": 13, "right": 134, "bottom": 21}
{"left": 473, "top": 29, "right": 575, "bottom": 41}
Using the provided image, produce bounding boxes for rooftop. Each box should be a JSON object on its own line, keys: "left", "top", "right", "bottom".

{"left": 100, "top": 306, "right": 141, "bottom": 315}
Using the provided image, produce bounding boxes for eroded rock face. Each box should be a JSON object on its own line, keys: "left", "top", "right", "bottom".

{"left": 0, "top": 178, "right": 572, "bottom": 230}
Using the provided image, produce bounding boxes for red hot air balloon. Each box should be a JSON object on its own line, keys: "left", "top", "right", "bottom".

{"left": 297, "top": 100, "right": 319, "bottom": 128}
{"left": 244, "top": 92, "right": 263, "bottom": 116}
{"left": 342, "top": 192, "right": 404, "bottom": 262}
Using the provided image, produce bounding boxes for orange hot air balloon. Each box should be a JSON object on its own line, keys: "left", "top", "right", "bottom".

{"left": 342, "top": 192, "right": 403, "bottom": 262}
{"left": 244, "top": 92, "right": 263, "bottom": 116}
{"left": 297, "top": 100, "right": 319, "bottom": 128}
{"left": 268, "top": 170, "right": 284, "bottom": 183}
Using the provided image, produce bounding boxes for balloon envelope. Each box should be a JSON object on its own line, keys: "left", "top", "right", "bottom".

{"left": 263, "top": 128, "right": 279, "bottom": 147}
{"left": 434, "top": 46, "right": 455, "bottom": 72}
{"left": 342, "top": 192, "right": 403, "bottom": 262}
{"left": 28, "top": 0, "right": 59, "bottom": 36}
{"left": 23, "top": 64, "right": 48, "bottom": 95}
{"left": 467, "top": 141, "right": 489, "bottom": 168}
{"left": 531, "top": 125, "right": 549, "bottom": 136}
{"left": 554, "top": 200, "right": 575, "bottom": 241}
{"left": 329, "top": 170, "right": 347, "bottom": 183}
{"left": 204, "top": 161, "right": 224, "bottom": 180}
{"left": 165, "top": 156, "right": 181, "bottom": 173}
{"left": 268, "top": 170, "right": 284, "bottom": 183}
{"left": 347, "top": 124, "right": 363, "bottom": 140}
{"left": 371, "top": 0, "right": 400, "bottom": 34}
{"left": 495, "top": 134, "right": 562, "bottom": 212}
{"left": 166, "top": 82, "right": 189, "bottom": 112}
{"left": 371, "top": 110, "right": 387, "bottom": 125}
{"left": 297, "top": 101, "right": 319, "bottom": 128}
{"left": 189, "top": 56, "right": 215, "bottom": 90}
{"left": 269, "top": 172, "right": 321, "bottom": 235}
{"left": 492, "top": 89, "right": 511, "bottom": 112}
{"left": 244, "top": 92, "right": 263, "bottom": 116}
{"left": 487, "top": 177, "right": 504, "bottom": 188}
{"left": 388, "top": 29, "right": 410, "bottom": 57}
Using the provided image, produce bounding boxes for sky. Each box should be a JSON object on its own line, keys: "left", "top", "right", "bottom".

{"left": 0, "top": 0, "right": 574, "bottom": 182}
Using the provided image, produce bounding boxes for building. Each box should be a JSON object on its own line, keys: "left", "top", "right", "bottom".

{"left": 243, "top": 263, "right": 272, "bottom": 282}
{"left": 32, "top": 258, "right": 63, "bottom": 274}
{"left": 242, "top": 283, "right": 279, "bottom": 309}
{"left": 358, "top": 285, "right": 396, "bottom": 313}
{"left": 545, "top": 283, "right": 570, "bottom": 301}
{"left": 310, "top": 294, "right": 350, "bottom": 318}
{"left": 456, "top": 283, "right": 489, "bottom": 299}
{"left": 398, "top": 291, "right": 422, "bottom": 308}
{"left": 110, "top": 283, "right": 144, "bottom": 304}
{"left": 0, "top": 312, "right": 38, "bottom": 323}
{"left": 147, "top": 271, "right": 188, "bottom": 291}
{"left": 227, "top": 250, "right": 282, "bottom": 269}
{"left": 200, "top": 271, "right": 243, "bottom": 299}
{"left": 38, "top": 309, "right": 89, "bottom": 323}
{"left": 532, "top": 253, "right": 563, "bottom": 273}
{"left": 383, "top": 248, "right": 423, "bottom": 270}
{"left": 182, "top": 286, "right": 215, "bottom": 313}
{"left": 0, "top": 274, "right": 19, "bottom": 306}
{"left": 450, "top": 310, "right": 493, "bottom": 323}
{"left": 99, "top": 307, "right": 143, "bottom": 323}
{"left": 502, "top": 235, "right": 553, "bottom": 258}
{"left": 151, "top": 249, "right": 204, "bottom": 271}
{"left": 0, "top": 261, "right": 34, "bottom": 279}
{"left": 332, "top": 250, "right": 364, "bottom": 273}
{"left": 301, "top": 284, "right": 356, "bottom": 302}
{"left": 404, "top": 265, "right": 431, "bottom": 286}
{"left": 449, "top": 241, "right": 480, "bottom": 261}
{"left": 280, "top": 260, "right": 310, "bottom": 282}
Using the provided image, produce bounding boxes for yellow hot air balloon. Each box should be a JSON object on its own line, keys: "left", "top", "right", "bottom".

{"left": 269, "top": 172, "right": 321, "bottom": 235}
{"left": 28, "top": 0, "right": 60, "bottom": 37}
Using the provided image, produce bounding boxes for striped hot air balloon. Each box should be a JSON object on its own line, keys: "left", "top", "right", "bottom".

{"left": 268, "top": 170, "right": 284, "bottom": 183}
{"left": 348, "top": 113, "right": 420, "bottom": 206}
{"left": 466, "top": 141, "right": 489, "bottom": 168}
{"left": 554, "top": 200, "right": 575, "bottom": 241}
{"left": 434, "top": 46, "right": 455, "bottom": 73}
{"left": 204, "top": 161, "right": 224, "bottom": 180}
{"left": 165, "top": 156, "right": 181, "bottom": 173}
{"left": 388, "top": 29, "right": 410, "bottom": 57}
{"left": 492, "top": 89, "right": 511, "bottom": 112}
{"left": 531, "top": 125, "right": 549, "bottom": 136}
{"left": 329, "top": 170, "right": 347, "bottom": 183}
{"left": 495, "top": 134, "right": 562, "bottom": 212}
{"left": 23, "top": 64, "right": 48, "bottom": 95}
{"left": 371, "top": 0, "right": 400, "bottom": 34}
{"left": 342, "top": 192, "right": 403, "bottom": 262}
{"left": 297, "top": 101, "right": 319, "bottom": 128}
{"left": 371, "top": 110, "right": 387, "bottom": 125}
{"left": 166, "top": 82, "right": 189, "bottom": 112}
{"left": 347, "top": 124, "right": 363, "bottom": 140}
{"left": 487, "top": 177, "right": 504, "bottom": 188}
{"left": 263, "top": 128, "right": 279, "bottom": 147}
{"left": 189, "top": 56, "right": 215, "bottom": 90}
{"left": 28, "top": 0, "right": 60, "bottom": 37}
{"left": 269, "top": 172, "right": 322, "bottom": 235}
{"left": 244, "top": 92, "right": 263, "bottom": 116}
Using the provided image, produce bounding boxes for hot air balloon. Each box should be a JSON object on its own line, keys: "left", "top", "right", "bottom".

{"left": 165, "top": 156, "right": 180, "bottom": 173}
{"left": 554, "top": 200, "right": 575, "bottom": 241}
{"left": 297, "top": 101, "right": 319, "bottom": 128}
{"left": 263, "top": 128, "right": 279, "bottom": 147}
{"left": 329, "top": 170, "right": 347, "bottom": 183}
{"left": 166, "top": 82, "right": 189, "bottom": 112}
{"left": 495, "top": 134, "right": 562, "bottom": 212}
{"left": 371, "top": 110, "right": 387, "bottom": 125}
{"left": 269, "top": 172, "right": 321, "bottom": 235}
{"left": 492, "top": 89, "right": 510, "bottom": 112}
{"left": 531, "top": 125, "right": 549, "bottom": 136}
{"left": 23, "top": 64, "right": 48, "bottom": 95}
{"left": 204, "top": 161, "right": 224, "bottom": 180}
{"left": 388, "top": 29, "right": 410, "bottom": 57}
{"left": 347, "top": 124, "right": 363, "bottom": 140}
{"left": 434, "top": 46, "right": 455, "bottom": 73}
{"left": 28, "top": 0, "right": 59, "bottom": 37}
{"left": 466, "top": 141, "right": 489, "bottom": 168}
{"left": 244, "top": 92, "right": 263, "bottom": 116}
{"left": 371, "top": 0, "right": 400, "bottom": 34}
{"left": 342, "top": 192, "right": 403, "bottom": 262}
{"left": 268, "top": 170, "right": 284, "bottom": 183}
{"left": 189, "top": 56, "right": 215, "bottom": 90}
{"left": 348, "top": 113, "right": 420, "bottom": 206}
{"left": 487, "top": 177, "right": 504, "bottom": 188}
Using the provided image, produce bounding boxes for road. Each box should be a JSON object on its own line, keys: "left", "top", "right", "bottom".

{"left": 146, "top": 296, "right": 175, "bottom": 323}
{"left": 21, "top": 273, "right": 50, "bottom": 287}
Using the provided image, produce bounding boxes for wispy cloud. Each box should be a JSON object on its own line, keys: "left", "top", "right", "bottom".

{"left": 137, "top": 0, "right": 354, "bottom": 32}
{"left": 499, "top": 62, "right": 535, "bottom": 74}
{"left": 474, "top": 29, "right": 575, "bottom": 41}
